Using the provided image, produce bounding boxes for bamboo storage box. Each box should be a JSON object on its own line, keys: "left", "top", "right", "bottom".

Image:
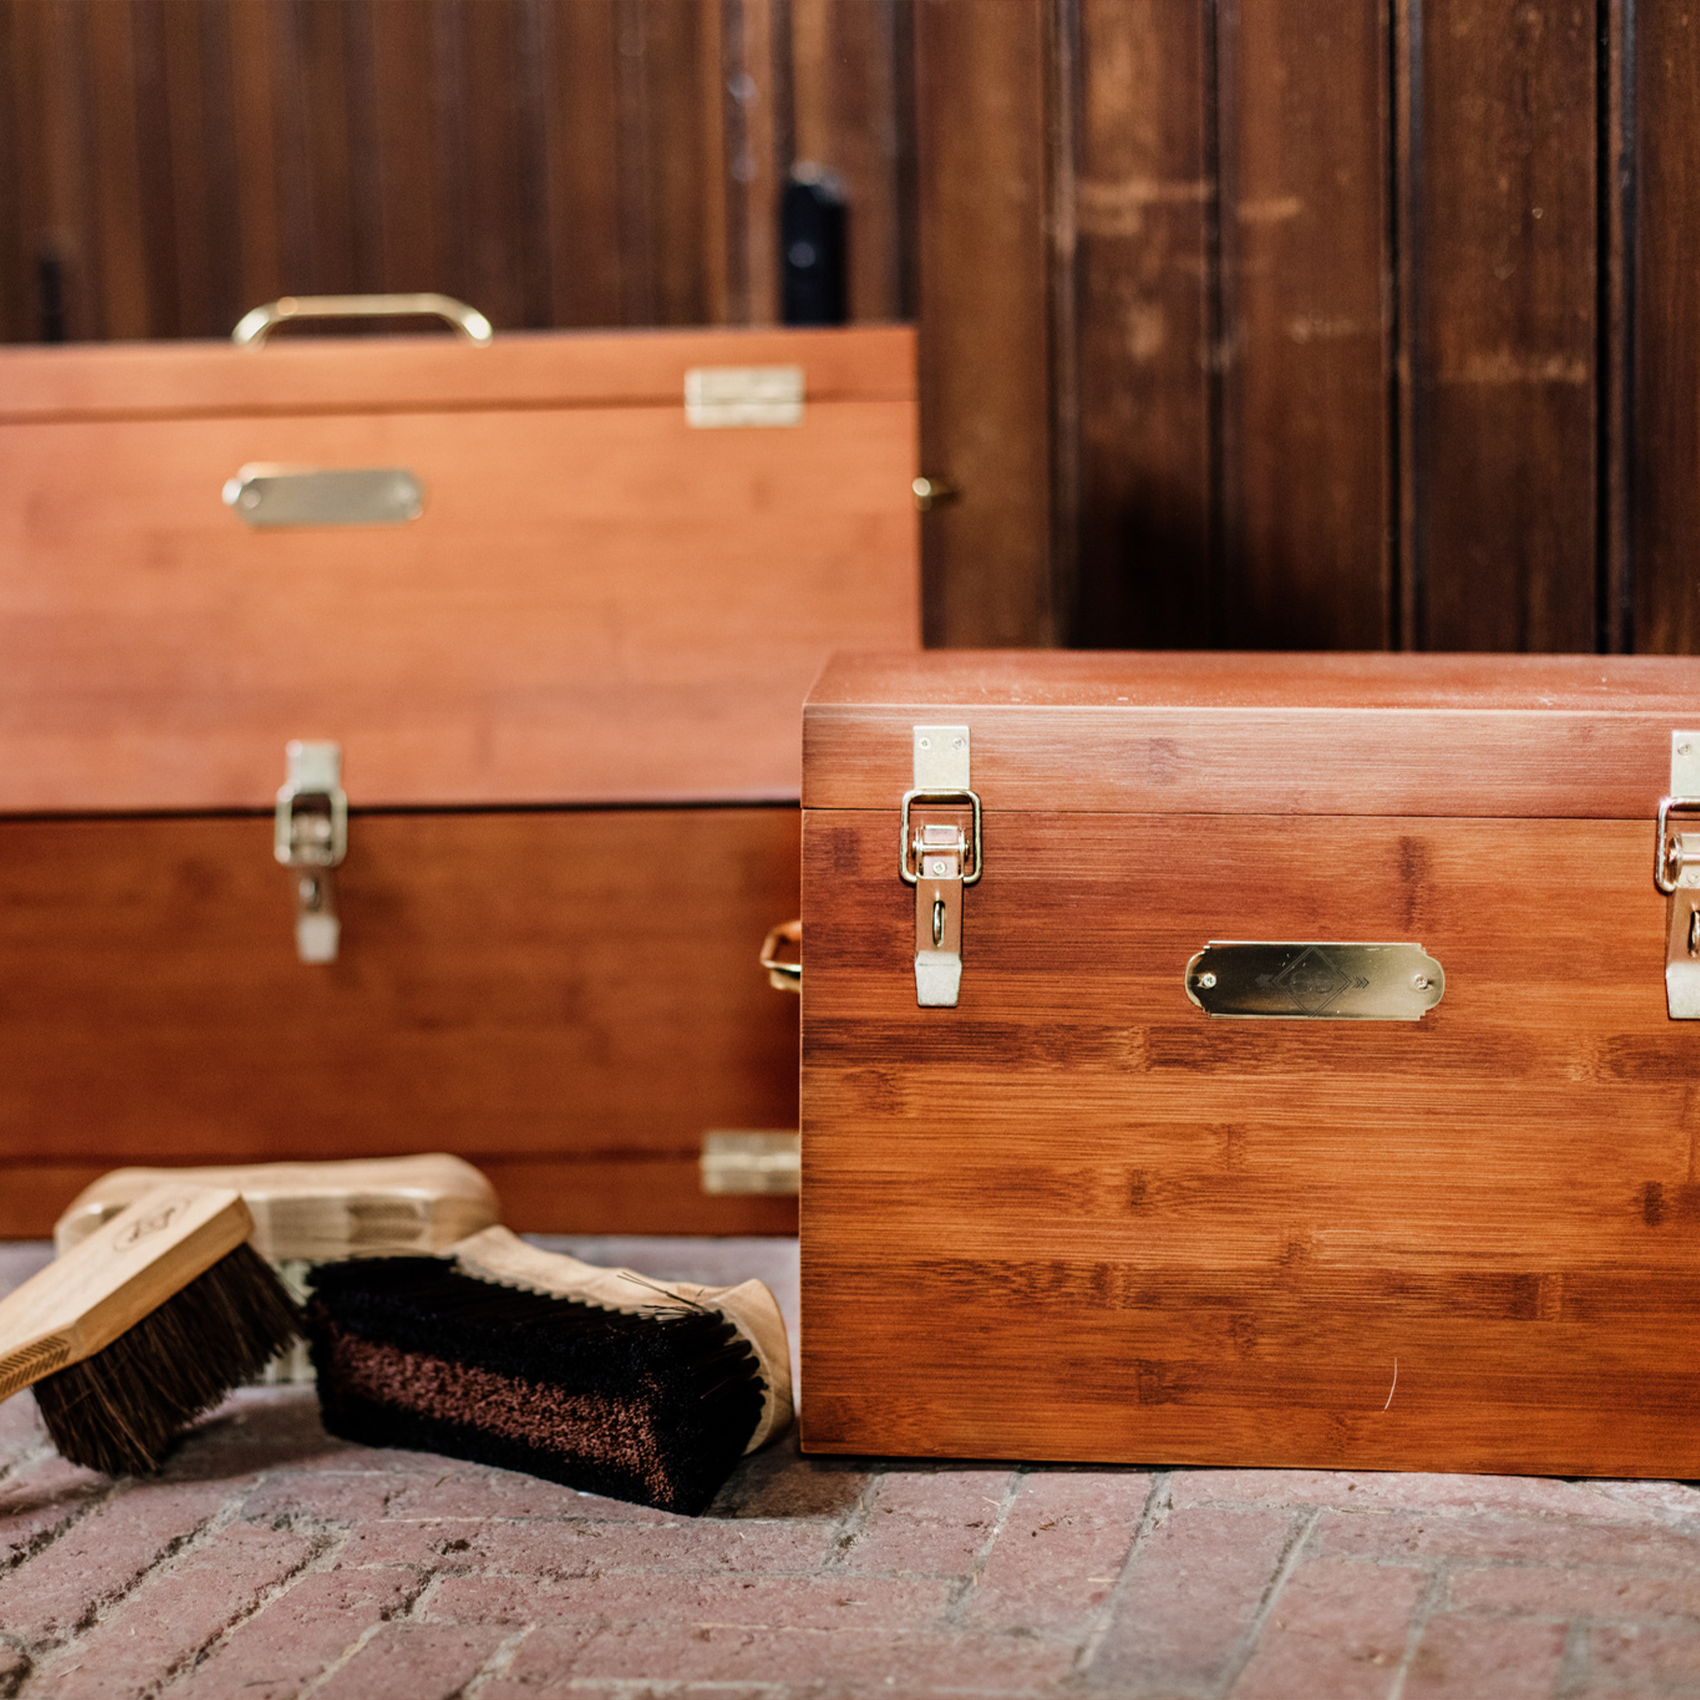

{"left": 0, "top": 322, "right": 918, "bottom": 1236}
{"left": 800, "top": 650, "right": 1700, "bottom": 1476}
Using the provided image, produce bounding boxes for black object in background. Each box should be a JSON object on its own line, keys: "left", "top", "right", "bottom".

{"left": 781, "top": 164, "right": 848, "bottom": 326}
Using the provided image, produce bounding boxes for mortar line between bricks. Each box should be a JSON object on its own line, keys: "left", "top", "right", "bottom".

{"left": 20, "top": 1472, "right": 251, "bottom": 1676}
{"left": 459, "top": 1624, "right": 535, "bottom": 1699}
{"left": 154, "top": 1520, "right": 356, "bottom": 1696}
{"left": 1385, "top": 1560, "right": 1448, "bottom": 1700}
{"left": 0, "top": 1467, "right": 126, "bottom": 1584}
{"left": 820, "top": 1465, "right": 884, "bottom": 1572}
{"left": 1213, "top": 1504, "right": 1323, "bottom": 1699}
{"left": 143, "top": 1529, "right": 330, "bottom": 1700}
{"left": 1154, "top": 1491, "right": 1671, "bottom": 1529}
{"left": 295, "top": 1537, "right": 443, "bottom": 1699}
{"left": 1072, "top": 1467, "right": 1174, "bottom": 1679}
{"left": 298, "top": 1614, "right": 390, "bottom": 1700}
{"left": 945, "top": 1466, "right": 1024, "bottom": 1627}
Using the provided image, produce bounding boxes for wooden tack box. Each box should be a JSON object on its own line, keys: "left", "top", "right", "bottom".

{"left": 800, "top": 650, "right": 1700, "bottom": 1477}
{"left": 0, "top": 326, "right": 918, "bottom": 1238}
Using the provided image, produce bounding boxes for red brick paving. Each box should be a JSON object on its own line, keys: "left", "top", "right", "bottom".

{"left": 5, "top": 1241, "right": 1700, "bottom": 1697}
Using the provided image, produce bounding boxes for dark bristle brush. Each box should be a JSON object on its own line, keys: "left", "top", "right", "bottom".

{"left": 0, "top": 1184, "right": 302, "bottom": 1474}
{"left": 304, "top": 1226, "right": 793, "bottom": 1516}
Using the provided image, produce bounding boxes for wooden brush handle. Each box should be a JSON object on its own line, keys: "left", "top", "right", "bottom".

{"left": 451, "top": 1226, "right": 795, "bottom": 1452}
{"left": 55, "top": 1155, "right": 498, "bottom": 1262}
{"left": 0, "top": 1185, "right": 251, "bottom": 1402}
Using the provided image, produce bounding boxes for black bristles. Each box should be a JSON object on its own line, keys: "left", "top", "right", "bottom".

{"left": 304, "top": 1258, "right": 767, "bottom": 1516}
{"left": 33, "top": 1243, "right": 302, "bottom": 1476}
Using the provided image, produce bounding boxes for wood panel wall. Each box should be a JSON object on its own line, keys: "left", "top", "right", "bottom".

{"left": 0, "top": 0, "right": 914, "bottom": 341}
{"left": 2, "top": 0, "right": 1697, "bottom": 656}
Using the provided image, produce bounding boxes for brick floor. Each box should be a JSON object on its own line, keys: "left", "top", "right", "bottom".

{"left": 5, "top": 1241, "right": 1700, "bottom": 1697}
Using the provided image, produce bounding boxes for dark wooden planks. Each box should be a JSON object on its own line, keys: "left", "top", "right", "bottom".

{"left": 1416, "top": 0, "right": 1598, "bottom": 652}
{"left": 1218, "top": 0, "right": 1392, "bottom": 649}
{"left": 913, "top": 0, "right": 1056, "bottom": 647}
{"left": 1070, "top": 0, "right": 1213, "bottom": 649}
{"left": 0, "top": 808, "right": 801, "bottom": 1239}
{"left": 790, "top": 0, "right": 913, "bottom": 323}
{"left": 0, "top": 0, "right": 917, "bottom": 344}
{"left": 1632, "top": 3, "right": 1700, "bottom": 654}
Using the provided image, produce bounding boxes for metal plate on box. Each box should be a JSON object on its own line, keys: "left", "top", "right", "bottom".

{"left": 684, "top": 365, "right": 805, "bottom": 428}
{"left": 1185, "top": 941, "right": 1444, "bottom": 1021}
{"left": 701, "top": 1131, "right": 801, "bottom": 1195}
{"left": 224, "top": 465, "right": 424, "bottom": 528}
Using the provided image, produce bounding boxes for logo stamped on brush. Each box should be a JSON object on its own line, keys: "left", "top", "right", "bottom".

{"left": 115, "top": 1199, "right": 186, "bottom": 1249}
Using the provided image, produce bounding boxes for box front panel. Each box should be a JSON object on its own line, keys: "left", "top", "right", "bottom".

{"left": 0, "top": 808, "right": 799, "bottom": 1237}
{"left": 801, "top": 808, "right": 1700, "bottom": 1476}
{"left": 0, "top": 399, "right": 916, "bottom": 810}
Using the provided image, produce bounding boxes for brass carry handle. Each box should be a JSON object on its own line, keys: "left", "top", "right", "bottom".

{"left": 760, "top": 919, "right": 802, "bottom": 992}
{"left": 232, "top": 293, "right": 493, "bottom": 347}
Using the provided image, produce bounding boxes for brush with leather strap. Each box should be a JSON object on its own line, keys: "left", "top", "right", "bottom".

{"left": 0, "top": 1183, "right": 301, "bottom": 1474}
{"left": 304, "top": 1226, "right": 793, "bottom": 1516}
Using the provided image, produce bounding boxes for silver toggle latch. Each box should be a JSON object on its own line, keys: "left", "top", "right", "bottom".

{"left": 275, "top": 740, "right": 347, "bottom": 964}
{"left": 1658, "top": 732, "right": 1700, "bottom": 1018}
{"left": 900, "top": 725, "right": 981, "bottom": 1007}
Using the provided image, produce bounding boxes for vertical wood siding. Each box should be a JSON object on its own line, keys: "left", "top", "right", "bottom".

{"left": 0, "top": 0, "right": 1693, "bottom": 654}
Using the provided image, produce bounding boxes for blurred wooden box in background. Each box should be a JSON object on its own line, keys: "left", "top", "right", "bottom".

{"left": 0, "top": 322, "right": 918, "bottom": 1236}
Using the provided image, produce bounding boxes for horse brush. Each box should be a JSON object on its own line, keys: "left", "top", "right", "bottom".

{"left": 304, "top": 1226, "right": 793, "bottom": 1515}
{"left": 0, "top": 1183, "right": 301, "bottom": 1474}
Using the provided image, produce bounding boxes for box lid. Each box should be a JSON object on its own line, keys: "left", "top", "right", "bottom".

{"left": 0, "top": 325, "right": 914, "bottom": 422}
{"left": 803, "top": 651, "right": 1700, "bottom": 817}
{"left": 0, "top": 327, "right": 917, "bottom": 812}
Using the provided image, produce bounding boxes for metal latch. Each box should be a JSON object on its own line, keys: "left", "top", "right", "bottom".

{"left": 683, "top": 366, "right": 805, "bottom": 427}
{"left": 900, "top": 726, "right": 982, "bottom": 1007}
{"left": 1656, "top": 731, "right": 1700, "bottom": 1017}
{"left": 275, "top": 741, "right": 347, "bottom": 964}
{"left": 700, "top": 1132, "right": 801, "bottom": 1195}
{"left": 760, "top": 919, "right": 802, "bottom": 992}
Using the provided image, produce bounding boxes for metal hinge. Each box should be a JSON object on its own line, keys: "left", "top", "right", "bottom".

{"left": 683, "top": 366, "right": 804, "bottom": 428}
{"left": 1657, "top": 732, "right": 1700, "bottom": 1017}
{"left": 275, "top": 741, "right": 347, "bottom": 964}
{"left": 700, "top": 1131, "right": 801, "bottom": 1195}
{"left": 900, "top": 726, "right": 982, "bottom": 1007}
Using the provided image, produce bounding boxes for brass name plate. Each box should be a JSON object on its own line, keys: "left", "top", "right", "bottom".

{"left": 1185, "top": 941, "right": 1444, "bottom": 1021}
{"left": 224, "top": 465, "right": 424, "bottom": 528}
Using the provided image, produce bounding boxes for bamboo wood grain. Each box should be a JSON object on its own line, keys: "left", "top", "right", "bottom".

{"left": 0, "top": 808, "right": 799, "bottom": 1238}
{"left": 0, "top": 328, "right": 917, "bottom": 812}
{"left": 54, "top": 1154, "right": 499, "bottom": 1260}
{"left": 800, "top": 657, "right": 1700, "bottom": 1474}
{"left": 0, "top": 1185, "right": 250, "bottom": 1403}
{"left": 0, "top": 325, "right": 914, "bottom": 421}
{"left": 803, "top": 651, "right": 1700, "bottom": 816}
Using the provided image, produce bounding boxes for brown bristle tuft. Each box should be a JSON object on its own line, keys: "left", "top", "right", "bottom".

{"left": 32, "top": 1242, "right": 302, "bottom": 1475}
